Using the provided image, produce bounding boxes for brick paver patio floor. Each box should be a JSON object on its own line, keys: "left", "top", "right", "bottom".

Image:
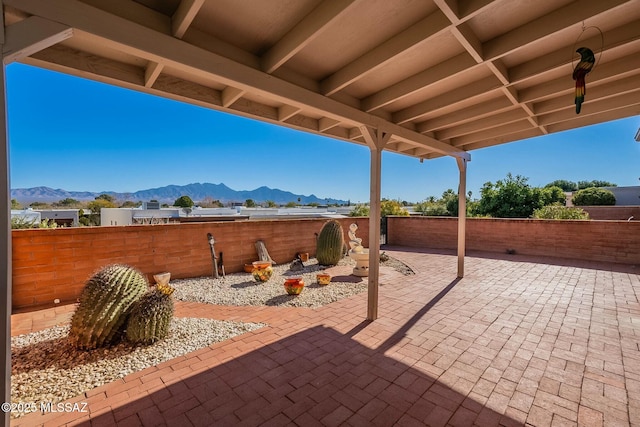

{"left": 10, "top": 247, "right": 640, "bottom": 426}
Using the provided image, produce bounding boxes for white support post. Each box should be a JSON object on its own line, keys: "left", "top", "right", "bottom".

{"left": 0, "top": 14, "right": 72, "bottom": 426}
{"left": 0, "top": 46, "right": 11, "bottom": 427}
{"left": 361, "top": 126, "right": 390, "bottom": 321}
{"left": 456, "top": 157, "right": 467, "bottom": 278}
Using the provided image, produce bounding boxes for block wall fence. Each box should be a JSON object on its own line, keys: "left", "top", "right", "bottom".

{"left": 579, "top": 205, "right": 640, "bottom": 220}
{"left": 12, "top": 216, "right": 640, "bottom": 312}
{"left": 387, "top": 216, "right": 640, "bottom": 266}
{"left": 11, "top": 218, "right": 369, "bottom": 311}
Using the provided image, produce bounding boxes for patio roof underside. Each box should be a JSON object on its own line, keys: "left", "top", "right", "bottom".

{"left": 4, "top": 0, "right": 640, "bottom": 161}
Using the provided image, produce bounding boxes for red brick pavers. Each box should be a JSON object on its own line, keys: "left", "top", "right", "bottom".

{"left": 10, "top": 247, "right": 640, "bottom": 426}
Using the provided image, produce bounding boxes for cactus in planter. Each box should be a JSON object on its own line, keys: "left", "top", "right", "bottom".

{"left": 69, "top": 264, "right": 149, "bottom": 349}
{"left": 316, "top": 220, "right": 345, "bottom": 266}
{"left": 125, "top": 284, "right": 174, "bottom": 345}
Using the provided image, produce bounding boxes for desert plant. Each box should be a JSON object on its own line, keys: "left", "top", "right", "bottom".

{"left": 572, "top": 187, "right": 616, "bottom": 206}
{"left": 380, "top": 199, "right": 410, "bottom": 217}
{"left": 69, "top": 264, "right": 149, "bottom": 349}
{"left": 349, "top": 204, "right": 370, "bottom": 217}
{"left": 532, "top": 204, "right": 590, "bottom": 220}
{"left": 316, "top": 220, "right": 344, "bottom": 266}
{"left": 126, "top": 284, "right": 174, "bottom": 345}
{"left": 11, "top": 217, "right": 59, "bottom": 229}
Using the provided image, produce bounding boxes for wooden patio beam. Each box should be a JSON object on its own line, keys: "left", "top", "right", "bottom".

{"left": 7, "top": 0, "right": 469, "bottom": 160}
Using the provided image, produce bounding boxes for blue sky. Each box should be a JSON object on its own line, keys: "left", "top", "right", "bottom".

{"left": 7, "top": 63, "right": 640, "bottom": 203}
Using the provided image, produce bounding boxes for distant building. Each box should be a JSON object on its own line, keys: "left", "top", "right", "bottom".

{"left": 100, "top": 205, "right": 353, "bottom": 226}
{"left": 603, "top": 186, "right": 640, "bottom": 206}
{"left": 38, "top": 209, "right": 80, "bottom": 227}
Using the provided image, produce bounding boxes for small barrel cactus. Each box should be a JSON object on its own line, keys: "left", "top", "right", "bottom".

{"left": 69, "top": 264, "right": 149, "bottom": 349}
{"left": 125, "top": 284, "right": 174, "bottom": 345}
{"left": 316, "top": 220, "right": 344, "bottom": 266}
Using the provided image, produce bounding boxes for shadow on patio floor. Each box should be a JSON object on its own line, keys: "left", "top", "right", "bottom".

{"left": 76, "top": 325, "right": 517, "bottom": 426}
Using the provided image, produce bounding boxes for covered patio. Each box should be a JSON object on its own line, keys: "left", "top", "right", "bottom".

{"left": 2, "top": 0, "right": 640, "bottom": 425}
{"left": 10, "top": 248, "right": 640, "bottom": 426}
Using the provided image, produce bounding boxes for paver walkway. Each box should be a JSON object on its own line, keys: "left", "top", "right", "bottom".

{"left": 10, "top": 247, "right": 640, "bottom": 426}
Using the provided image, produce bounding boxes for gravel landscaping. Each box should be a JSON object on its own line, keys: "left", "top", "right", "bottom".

{"left": 10, "top": 255, "right": 413, "bottom": 418}
{"left": 10, "top": 318, "right": 264, "bottom": 418}
{"left": 173, "top": 257, "right": 365, "bottom": 308}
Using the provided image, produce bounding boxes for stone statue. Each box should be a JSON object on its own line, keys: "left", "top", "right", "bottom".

{"left": 348, "top": 223, "right": 364, "bottom": 253}
{"left": 348, "top": 223, "right": 369, "bottom": 276}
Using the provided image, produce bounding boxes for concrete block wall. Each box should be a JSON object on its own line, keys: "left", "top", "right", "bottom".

{"left": 387, "top": 216, "right": 640, "bottom": 265}
{"left": 579, "top": 205, "right": 640, "bottom": 221}
{"left": 12, "top": 218, "right": 369, "bottom": 311}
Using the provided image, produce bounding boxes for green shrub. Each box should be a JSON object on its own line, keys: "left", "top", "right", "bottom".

{"left": 572, "top": 187, "right": 616, "bottom": 206}
{"left": 349, "top": 204, "right": 370, "bottom": 217}
{"left": 532, "top": 204, "right": 589, "bottom": 220}
{"left": 539, "top": 186, "right": 566, "bottom": 205}
{"left": 173, "top": 195, "right": 194, "bottom": 208}
{"left": 380, "top": 199, "right": 409, "bottom": 217}
{"left": 415, "top": 201, "right": 448, "bottom": 216}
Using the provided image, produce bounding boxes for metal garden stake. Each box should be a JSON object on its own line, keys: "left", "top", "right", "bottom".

{"left": 207, "top": 233, "right": 219, "bottom": 279}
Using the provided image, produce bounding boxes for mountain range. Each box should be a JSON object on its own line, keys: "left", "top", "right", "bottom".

{"left": 10, "top": 183, "right": 348, "bottom": 205}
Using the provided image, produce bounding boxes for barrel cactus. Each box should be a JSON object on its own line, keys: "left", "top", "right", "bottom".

{"left": 125, "top": 284, "right": 174, "bottom": 345}
{"left": 316, "top": 220, "right": 345, "bottom": 266}
{"left": 69, "top": 264, "right": 149, "bottom": 349}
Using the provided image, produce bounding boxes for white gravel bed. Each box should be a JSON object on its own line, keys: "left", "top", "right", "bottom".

{"left": 9, "top": 255, "right": 412, "bottom": 419}
{"left": 173, "top": 257, "right": 369, "bottom": 308}
{"left": 10, "top": 318, "right": 264, "bottom": 418}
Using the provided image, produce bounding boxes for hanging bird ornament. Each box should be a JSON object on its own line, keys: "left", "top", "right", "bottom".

{"left": 572, "top": 47, "right": 595, "bottom": 114}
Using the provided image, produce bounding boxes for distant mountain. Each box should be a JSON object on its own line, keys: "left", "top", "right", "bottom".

{"left": 10, "top": 183, "right": 348, "bottom": 206}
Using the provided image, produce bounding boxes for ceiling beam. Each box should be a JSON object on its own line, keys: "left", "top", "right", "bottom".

{"left": 82, "top": 0, "right": 170, "bottom": 33}
{"left": 546, "top": 104, "right": 640, "bottom": 134}
{"left": 392, "top": 75, "right": 502, "bottom": 124}
{"left": 8, "top": 0, "right": 468, "bottom": 160}
{"left": 433, "top": 0, "right": 458, "bottom": 22}
{"left": 538, "top": 91, "right": 640, "bottom": 126}
{"left": 318, "top": 117, "right": 340, "bottom": 132}
{"left": 452, "top": 120, "right": 536, "bottom": 147}
{"left": 519, "top": 54, "right": 640, "bottom": 104}
{"left": 2, "top": 16, "right": 72, "bottom": 64}
{"left": 435, "top": 108, "right": 528, "bottom": 140}
{"left": 433, "top": 0, "right": 495, "bottom": 24}
{"left": 221, "top": 86, "right": 244, "bottom": 107}
{"left": 172, "top": 0, "right": 204, "bottom": 38}
{"left": 144, "top": 61, "right": 162, "bottom": 87}
{"left": 451, "top": 22, "right": 483, "bottom": 63}
{"left": 361, "top": 53, "right": 477, "bottom": 112}
{"left": 25, "top": 47, "right": 364, "bottom": 153}
{"left": 26, "top": 44, "right": 146, "bottom": 86}
{"left": 261, "top": 0, "right": 356, "bottom": 74}
{"left": 509, "top": 20, "right": 640, "bottom": 85}
{"left": 460, "top": 128, "right": 542, "bottom": 151}
{"left": 278, "top": 105, "right": 301, "bottom": 121}
{"left": 456, "top": 0, "right": 495, "bottom": 20}
{"left": 320, "top": 10, "right": 450, "bottom": 96}
{"left": 145, "top": 0, "right": 204, "bottom": 88}
{"left": 534, "top": 75, "right": 640, "bottom": 115}
{"left": 482, "top": 0, "right": 628, "bottom": 61}
{"left": 416, "top": 96, "right": 514, "bottom": 132}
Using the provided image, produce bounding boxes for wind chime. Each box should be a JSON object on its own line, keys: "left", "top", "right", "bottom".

{"left": 572, "top": 24, "right": 603, "bottom": 114}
